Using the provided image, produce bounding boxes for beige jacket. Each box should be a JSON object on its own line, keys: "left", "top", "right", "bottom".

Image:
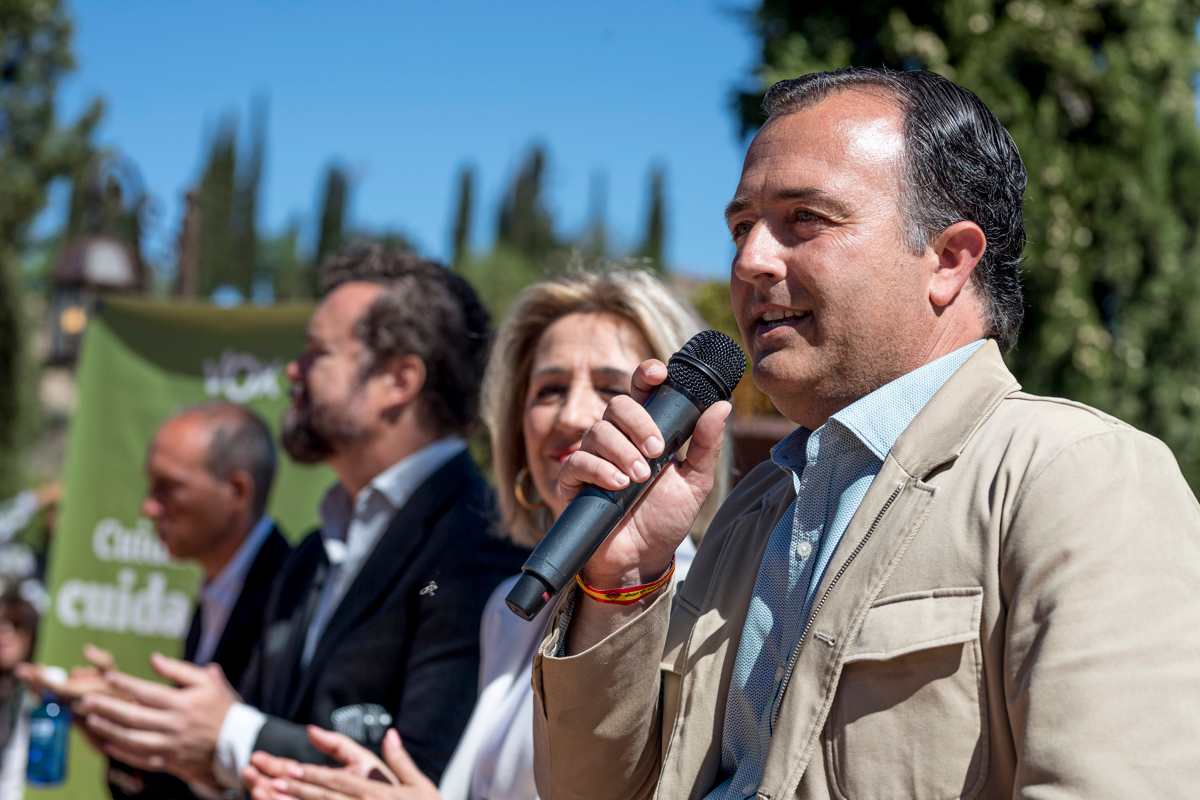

{"left": 532, "top": 341, "right": 1200, "bottom": 799}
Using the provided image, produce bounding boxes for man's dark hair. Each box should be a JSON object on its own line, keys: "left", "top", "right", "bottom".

{"left": 762, "top": 67, "right": 1027, "bottom": 351}
{"left": 186, "top": 403, "right": 278, "bottom": 518}
{"left": 320, "top": 242, "right": 492, "bottom": 435}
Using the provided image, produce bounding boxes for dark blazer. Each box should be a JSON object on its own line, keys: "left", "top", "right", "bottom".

{"left": 107, "top": 524, "right": 291, "bottom": 800}
{"left": 239, "top": 451, "right": 527, "bottom": 784}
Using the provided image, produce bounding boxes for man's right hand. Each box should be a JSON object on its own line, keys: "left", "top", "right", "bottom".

{"left": 558, "top": 358, "right": 730, "bottom": 651}
{"left": 16, "top": 643, "right": 120, "bottom": 705}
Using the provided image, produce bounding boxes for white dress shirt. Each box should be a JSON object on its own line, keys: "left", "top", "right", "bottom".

{"left": 194, "top": 515, "right": 276, "bottom": 665}
{"left": 215, "top": 438, "right": 467, "bottom": 789}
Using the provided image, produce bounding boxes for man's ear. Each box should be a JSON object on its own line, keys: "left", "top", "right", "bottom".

{"left": 928, "top": 221, "right": 987, "bottom": 309}
{"left": 380, "top": 354, "right": 427, "bottom": 408}
{"left": 227, "top": 469, "right": 254, "bottom": 509}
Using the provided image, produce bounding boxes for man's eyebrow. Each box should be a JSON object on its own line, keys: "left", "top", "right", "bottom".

{"left": 724, "top": 187, "right": 853, "bottom": 222}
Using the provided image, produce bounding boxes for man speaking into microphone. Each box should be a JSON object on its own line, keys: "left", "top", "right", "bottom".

{"left": 531, "top": 68, "right": 1200, "bottom": 799}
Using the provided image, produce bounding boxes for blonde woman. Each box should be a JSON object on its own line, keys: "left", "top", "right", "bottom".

{"left": 244, "top": 268, "right": 726, "bottom": 800}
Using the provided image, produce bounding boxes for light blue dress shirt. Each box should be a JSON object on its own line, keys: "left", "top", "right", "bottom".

{"left": 708, "top": 340, "right": 984, "bottom": 800}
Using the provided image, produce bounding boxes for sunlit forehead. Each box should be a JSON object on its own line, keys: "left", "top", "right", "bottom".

{"left": 837, "top": 114, "right": 905, "bottom": 167}
{"left": 530, "top": 312, "right": 652, "bottom": 379}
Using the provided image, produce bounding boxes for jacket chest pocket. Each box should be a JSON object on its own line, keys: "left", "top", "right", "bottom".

{"left": 825, "top": 587, "right": 987, "bottom": 800}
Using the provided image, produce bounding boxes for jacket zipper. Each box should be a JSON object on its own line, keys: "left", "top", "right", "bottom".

{"left": 770, "top": 482, "right": 904, "bottom": 728}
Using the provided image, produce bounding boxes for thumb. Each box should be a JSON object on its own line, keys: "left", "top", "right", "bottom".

{"left": 382, "top": 728, "right": 432, "bottom": 788}
{"left": 676, "top": 400, "right": 731, "bottom": 484}
{"left": 306, "top": 725, "right": 372, "bottom": 770}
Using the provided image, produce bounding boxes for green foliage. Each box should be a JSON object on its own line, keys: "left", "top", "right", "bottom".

{"left": 636, "top": 164, "right": 668, "bottom": 274}
{"left": 496, "top": 144, "right": 557, "bottom": 262}
{"left": 0, "top": 0, "right": 100, "bottom": 496}
{"left": 262, "top": 221, "right": 305, "bottom": 301}
{"left": 580, "top": 170, "right": 610, "bottom": 260}
{"left": 450, "top": 164, "right": 475, "bottom": 269}
{"left": 737, "top": 0, "right": 1200, "bottom": 488}
{"left": 457, "top": 245, "right": 554, "bottom": 322}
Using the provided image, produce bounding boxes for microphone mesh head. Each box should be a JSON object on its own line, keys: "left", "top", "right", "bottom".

{"left": 667, "top": 330, "right": 747, "bottom": 409}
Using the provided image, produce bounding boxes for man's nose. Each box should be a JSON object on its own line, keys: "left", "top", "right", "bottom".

{"left": 286, "top": 359, "right": 301, "bottom": 382}
{"left": 732, "top": 221, "right": 788, "bottom": 285}
{"left": 142, "top": 496, "right": 161, "bottom": 519}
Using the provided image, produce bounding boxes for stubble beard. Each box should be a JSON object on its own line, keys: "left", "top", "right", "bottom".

{"left": 280, "top": 386, "right": 369, "bottom": 464}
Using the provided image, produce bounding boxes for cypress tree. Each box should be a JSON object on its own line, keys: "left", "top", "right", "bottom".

{"left": 636, "top": 164, "right": 668, "bottom": 273}
{"left": 450, "top": 164, "right": 475, "bottom": 270}
{"left": 496, "top": 144, "right": 556, "bottom": 262}
{"left": 232, "top": 96, "right": 267, "bottom": 298}
{"left": 194, "top": 117, "right": 239, "bottom": 298}
{"left": 314, "top": 163, "right": 349, "bottom": 282}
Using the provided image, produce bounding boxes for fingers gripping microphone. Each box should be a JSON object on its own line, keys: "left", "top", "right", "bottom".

{"left": 505, "top": 330, "right": 747, "bottom": 620}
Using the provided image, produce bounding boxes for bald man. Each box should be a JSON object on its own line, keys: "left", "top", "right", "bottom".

{"left": 108, "top": 403, "right": 291, "bottom": 800}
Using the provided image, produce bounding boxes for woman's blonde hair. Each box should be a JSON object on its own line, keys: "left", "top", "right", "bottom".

{"left": 482, "top": 267, "right": 729, "bottom": 547}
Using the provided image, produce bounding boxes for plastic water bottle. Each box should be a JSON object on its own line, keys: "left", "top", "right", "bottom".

{"left": 26, "top": 666, "right": 70, "bottom": 786}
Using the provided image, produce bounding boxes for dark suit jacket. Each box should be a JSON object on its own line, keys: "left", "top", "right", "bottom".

{"left": 107, "top": 525, "right": 291, "bottom": 800}
{"left": 238, "top": 451, "right": 527, "bottom": 784}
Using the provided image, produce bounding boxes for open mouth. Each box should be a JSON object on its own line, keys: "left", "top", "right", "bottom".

{"left": 755, "top": 309, "right": 813, "bottom": 334}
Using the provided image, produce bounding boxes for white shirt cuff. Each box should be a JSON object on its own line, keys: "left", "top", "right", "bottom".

{"left": 214, "top": 702, "right": 268, "bottom": 789}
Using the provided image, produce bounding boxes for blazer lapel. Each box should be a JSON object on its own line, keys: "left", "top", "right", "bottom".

{"left": 183, "top": 606, "right": 203, "bottom": 664}
{"left": 264, "top": 539, "right": 326, "bottom": 716}
{"left": 284, "top": 452, "right": 476, "bottom": 717}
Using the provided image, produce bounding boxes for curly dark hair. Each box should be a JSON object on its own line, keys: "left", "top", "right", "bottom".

{"left": 763, "top": 67, "right": 1027, "bottom": 352}
{"left": 320, "top": 242, "right": 492, "bottom": 435}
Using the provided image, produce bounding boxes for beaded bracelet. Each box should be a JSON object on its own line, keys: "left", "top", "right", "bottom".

{"left": 575, "top": 559, "right": 676, "bottom": 605}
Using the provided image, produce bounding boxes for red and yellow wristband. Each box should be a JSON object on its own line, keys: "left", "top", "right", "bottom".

{"left": 575, "top": 559, "right": 675, "bottom": 605}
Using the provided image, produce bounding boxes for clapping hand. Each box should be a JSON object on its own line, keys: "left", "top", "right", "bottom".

{"left": 243, "top": 725, "right": 440, "bottom": 800}
{"left": 75, "top": 653, "right": 238, "bottom": 786}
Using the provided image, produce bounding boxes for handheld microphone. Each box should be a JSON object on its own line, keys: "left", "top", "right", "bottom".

{"left": 505, "top": 330, "right": 746, "bottom": 620}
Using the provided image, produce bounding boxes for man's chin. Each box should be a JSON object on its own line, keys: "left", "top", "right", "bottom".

{"left": 281, "top": 424, "right": 334, "bottom": 464}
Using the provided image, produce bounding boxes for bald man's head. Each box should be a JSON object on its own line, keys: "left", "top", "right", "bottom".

{"left": 141, "top": 403, "right": 277, "bottom": 572}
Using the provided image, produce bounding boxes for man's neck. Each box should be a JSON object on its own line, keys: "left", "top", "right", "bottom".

{"left": 329, "top": 426, "right": 442, "bottom": 500}
{"left": 198, "top": 515, "right": 257, "bottom": 582}
{"left": 787, "top": 332, "right": 987, "bottom": 431}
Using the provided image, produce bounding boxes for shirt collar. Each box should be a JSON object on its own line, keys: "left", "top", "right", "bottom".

{"left": 318, "top": 437, "right": 467, "bottom": 545}
{"left": 771, "top": 340, "right": 985, "bottom": 471}
{"left": 202, "top": 515, "right": 275, "bottom": 602}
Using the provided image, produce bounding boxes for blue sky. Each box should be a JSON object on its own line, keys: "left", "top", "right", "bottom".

{"left": 52, "top": 2, "right": 761, "bottom": 280}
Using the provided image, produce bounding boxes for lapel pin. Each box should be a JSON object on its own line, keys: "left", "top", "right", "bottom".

{"left": 419, "top": 580, "right": 438, "bottom": 597}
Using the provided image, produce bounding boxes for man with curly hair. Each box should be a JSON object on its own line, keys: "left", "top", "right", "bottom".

{"left": 76, "top": 245, "right": 526, "bottom": 797}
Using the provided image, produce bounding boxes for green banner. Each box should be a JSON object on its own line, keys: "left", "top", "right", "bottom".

{"left": 30, "top": 297, "right": 332, "bottom": 799}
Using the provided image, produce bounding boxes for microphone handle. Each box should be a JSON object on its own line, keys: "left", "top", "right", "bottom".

{"left": 505, "top": 383, "right": 701, "bottom": 620}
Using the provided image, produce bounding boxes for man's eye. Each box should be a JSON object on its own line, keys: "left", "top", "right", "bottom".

{"left": 730, "top": 220, "right": 753, "bottom": 241}
{"left": 791, "top": 208, "right": 820, "bottom": 224}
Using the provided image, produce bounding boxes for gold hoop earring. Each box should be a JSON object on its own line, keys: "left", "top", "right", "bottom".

{"left": 514, "top": 467, "right": 545, "bottom": 511}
